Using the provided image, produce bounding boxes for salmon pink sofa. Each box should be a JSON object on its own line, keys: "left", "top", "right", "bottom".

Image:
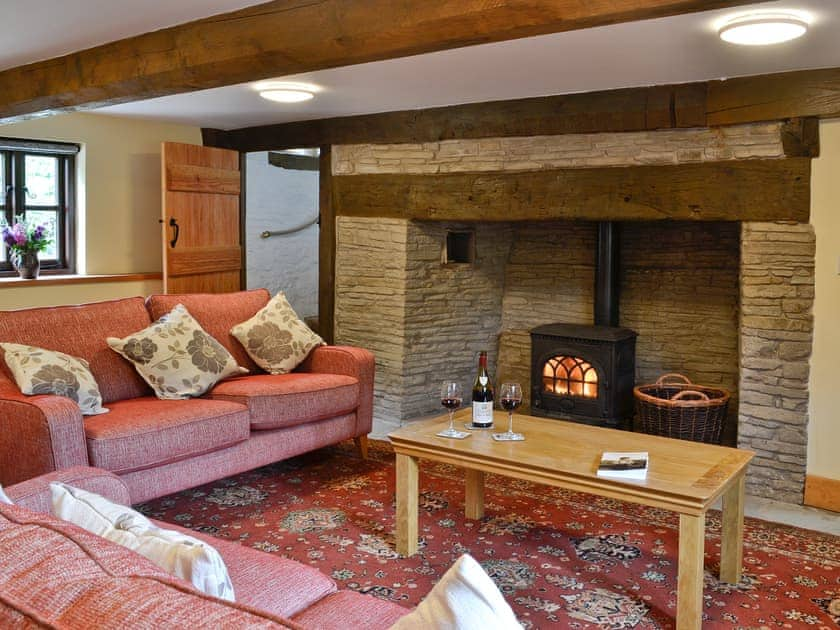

{"left": 0, "top": 290, "right": 374, "bottom": 503}
{"left": 1, "top": 467, "right": 408, "bottom": 628}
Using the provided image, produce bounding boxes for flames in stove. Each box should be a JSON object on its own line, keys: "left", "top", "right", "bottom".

{"left": 542, "top": 355, "right": 599, "bottom": 398}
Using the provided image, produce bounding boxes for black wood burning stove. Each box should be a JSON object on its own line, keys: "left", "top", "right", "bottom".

{"left": 530, "top": 222, "right": 637, "bottom": 429}
{"left": 530, "top": 323, "right": 636, "bottom": 428}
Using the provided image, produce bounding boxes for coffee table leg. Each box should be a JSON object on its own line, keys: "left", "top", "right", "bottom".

{"left": 677, "top": 513, "right": 705, "bottom": 630}
{"left": 395, "top": 454, "right": 419, "bottom": 556}
{"left": 464, "top": 469, "right": 485, "bottom": 519}
{"left": 720, "top": 473, "right": 745, "bottom": 584}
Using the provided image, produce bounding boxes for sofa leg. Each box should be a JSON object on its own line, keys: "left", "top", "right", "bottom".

{"left": 354, "top": 435, "right": 369, "bottom": 460}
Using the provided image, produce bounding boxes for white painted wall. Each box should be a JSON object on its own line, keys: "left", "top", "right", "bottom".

{"left": 244, "top": 152, "right": 319, "bottom": 318}
{"left": 808, "top": 118, "right": 840, "bottom": 481}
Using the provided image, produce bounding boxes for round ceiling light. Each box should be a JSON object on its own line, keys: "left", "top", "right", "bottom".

{"left": 718, "top": 12, "right": 809, "bottom": 46}
{"left": 254, "top": 81, "right": 319, "bottom": 103}
{"left": 260, "top": 89, "right": 314, "bottom": 103}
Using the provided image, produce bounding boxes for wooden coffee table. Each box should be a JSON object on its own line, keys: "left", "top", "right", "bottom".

{"left": 389, "top": 410, "right": 753, "bottom": 630}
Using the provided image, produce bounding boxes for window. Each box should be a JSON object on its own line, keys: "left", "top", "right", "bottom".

{"left": 1, "top": 138, "right": 78, "bottom": 276}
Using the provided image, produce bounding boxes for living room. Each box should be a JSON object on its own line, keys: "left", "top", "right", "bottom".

{"left": 1, "top": 1, "right": 839, "bottom": 628}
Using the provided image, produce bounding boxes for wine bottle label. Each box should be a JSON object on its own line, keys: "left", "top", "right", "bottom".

{"left": 472, "top": 401, "right": 494, "bottom": 426}
{"left": 479, "top": 376, "right": 488, "bottom": 386}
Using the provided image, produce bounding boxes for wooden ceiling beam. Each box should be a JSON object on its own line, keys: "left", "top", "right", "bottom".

{"left": 332, "top": 158, "right": 811, "bottom": 223}
{"left": 0, "top": 0, "right": 757, "bottom": 123}
{"left": 203, "top": 68, "right": 840, "bottom": 152}
{"left": 202, "top": 82, "right": 710, "bottom": 151}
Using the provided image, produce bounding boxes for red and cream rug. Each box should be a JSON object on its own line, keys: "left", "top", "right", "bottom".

{"left": 139, "top": 441, "right": 839, "bottom": 629}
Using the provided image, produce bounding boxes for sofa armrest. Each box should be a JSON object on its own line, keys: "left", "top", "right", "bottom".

{"left": 6, "top": 466, "right": 131, "bottom": 514}
{"left": 0, "top": 380, "right": 89, "bottom": 486}
{"left": 297, "top": 346, "right": 375, "bottom": 435}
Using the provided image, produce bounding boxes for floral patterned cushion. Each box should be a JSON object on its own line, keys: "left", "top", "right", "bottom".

{"left": 230, "top": 292, "right": 324, "bottom": 375}
{"left": 0, "top": 342, "right": 109, "bottom": 415}
{"left": 107, "top": 304, "right": 247, "bottom": 400}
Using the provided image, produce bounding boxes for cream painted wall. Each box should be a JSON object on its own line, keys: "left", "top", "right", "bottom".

{"left": 0, "top": 112, "right": 200, "bottom": 308}
{"left": 808, "top": 118, "right": 840, "bottom": 480}
{"left": 0, "top": 279, "right": 162, "bottom": 310}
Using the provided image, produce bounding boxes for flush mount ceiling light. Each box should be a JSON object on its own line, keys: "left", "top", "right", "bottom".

{"left": 254, "top": 81, "right": 319, "bottom": 103}
{"left": 718, "top": 12, "right": 809, "bottom": 46}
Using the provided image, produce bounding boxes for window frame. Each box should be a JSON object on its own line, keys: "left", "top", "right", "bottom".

{"left": 1, "top": 138, "right": 78, "bottom": 277}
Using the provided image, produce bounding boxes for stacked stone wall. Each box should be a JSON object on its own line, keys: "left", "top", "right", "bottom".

{"left": 739, "top": 222, "right": 815, "bottom": 502}
{"left": 334, "top": 217, "right": 409, "bottom": 431}
{"left": 402, "top": 222, "right": 514, "bottom": 419}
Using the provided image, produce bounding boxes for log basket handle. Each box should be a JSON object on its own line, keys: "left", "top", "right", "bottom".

{"left": 655, "top": 373, "right": 692, "bottom": 385}
{"left": 671, "top": 390, "right": 710, "bottom": 401}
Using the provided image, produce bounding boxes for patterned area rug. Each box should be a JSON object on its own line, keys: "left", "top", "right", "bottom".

{"left": 138, "top": 440, "right": 840, "bottom": 629}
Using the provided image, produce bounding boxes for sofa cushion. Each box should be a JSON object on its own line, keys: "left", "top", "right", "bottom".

{"left": 52, "top": 483, "right": 235, "bottom": 601}
{"left": 291, "top": 591, "right": 409, "bottom": 629}
{"left": 108, "top": 304, "right": 248, "bottom": 400}
{"left": 208, "top": 373, "right": 359, "bottom": 431}
{"left": 0, "top": 503, "right": 294, "bottom": 628}
{"left": 147, "top": 289, "right": 271, "bottom": 374}
{"left": 231, "top": 292, "right": 324, "bottom": 375}
{"left": 160, "top": 520, "right": 338, "bottom": 618}
{"left": 0, "top": 296, "right": 152, "bottom": 403}
{"left": 1, "top": 342, "right": 109, "bottom": 415}
{"left": 391, "top": 554, "right": 520, "bottom": 629}
{"left": 85, "top": 397, "right": 250, "bottom": 474}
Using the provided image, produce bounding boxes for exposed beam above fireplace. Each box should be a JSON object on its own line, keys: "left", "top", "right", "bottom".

{"left": 202, "top": 69, "right": 837, "bottom": 153}
{"left": 0, "top": 0, "right": 757, "bottom": 123}
{"left": 332, "top": 158, "right": 810, "bottom": 223}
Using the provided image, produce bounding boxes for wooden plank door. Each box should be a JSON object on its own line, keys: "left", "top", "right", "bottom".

{"left": 161, "top": 142, "right": 242, "bottom": 293}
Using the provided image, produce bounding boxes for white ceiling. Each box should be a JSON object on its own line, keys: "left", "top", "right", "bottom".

{"left": 0, "top": 0, "right": 263, "bottom": 70}
{"left": 4, "top": 0, "right": 840, "bottom": 130}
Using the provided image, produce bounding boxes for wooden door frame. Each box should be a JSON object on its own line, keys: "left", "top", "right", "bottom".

{"left": 239, "top": 152, "right": 248, "bottom": 290}
{"left": 319, "top": 146, "right": 335, "bottom": 344}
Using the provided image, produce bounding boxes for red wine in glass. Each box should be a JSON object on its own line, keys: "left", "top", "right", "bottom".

{"left": 438, "top": 381, "right": 465, "bottom": 438}
{"left": 500, "top": 397, "right": 522, "bottom": 412}
{"left": 442, "top": 397, "right": 462, "bottom": 411}
{"left": 496, "top": 383, "right": 524, "bottom": 440}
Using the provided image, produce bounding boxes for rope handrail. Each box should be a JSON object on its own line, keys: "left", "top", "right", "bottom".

{"left": 259, "top": 215, "right": 319, "bottom": 238}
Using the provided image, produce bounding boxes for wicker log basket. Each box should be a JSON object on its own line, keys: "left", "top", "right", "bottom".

{"left": 634, "top": 373, "right": 730, "bottom": 444}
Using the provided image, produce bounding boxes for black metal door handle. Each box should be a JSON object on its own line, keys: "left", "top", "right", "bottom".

{"left": 169, "top": 217, "right": 180, "bottom": 248}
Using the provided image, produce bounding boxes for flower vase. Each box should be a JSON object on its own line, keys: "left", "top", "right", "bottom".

{"left": 14, "top": 252, "right": 40, "bottom": 279}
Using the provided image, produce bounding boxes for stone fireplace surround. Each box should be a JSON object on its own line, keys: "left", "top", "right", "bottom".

{"left": 332, "top": 123, "right": 815, "bottom": 504}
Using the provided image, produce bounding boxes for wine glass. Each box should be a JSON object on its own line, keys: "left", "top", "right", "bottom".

{"left": 437, "top": 381, "right": 469, "bottom": 439}
{"left": 494, "top": 382, "right": 524, "bottom": 441}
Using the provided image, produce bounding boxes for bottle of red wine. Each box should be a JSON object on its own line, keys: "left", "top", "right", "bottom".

{"left": 471, "top": 351, "right": 494, "bottom": 427}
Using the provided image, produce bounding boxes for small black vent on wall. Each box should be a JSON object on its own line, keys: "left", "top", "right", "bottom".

{"left": 443, "top": 231, "right": 475, "bottom": 264}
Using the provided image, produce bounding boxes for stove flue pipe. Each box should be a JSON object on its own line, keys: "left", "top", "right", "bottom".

{"left": 594, "top": 221, "right": 620, "bottom": 327}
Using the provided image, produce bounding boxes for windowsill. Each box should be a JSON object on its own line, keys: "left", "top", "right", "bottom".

{"left": 0, "top": 272, "right": 162, "bottom": 288}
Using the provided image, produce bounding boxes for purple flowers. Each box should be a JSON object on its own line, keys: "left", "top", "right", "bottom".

{"left": 1, "top": 216, "right": 52, "bottom": 254}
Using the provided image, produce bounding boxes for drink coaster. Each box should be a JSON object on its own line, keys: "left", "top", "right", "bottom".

{"left": 492, "top": 432, "right": 525, "bottom": 442}
{"left": 435, "top": 429, "right": 471, "bottom": 439}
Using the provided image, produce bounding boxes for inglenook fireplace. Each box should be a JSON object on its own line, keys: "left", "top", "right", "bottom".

{"left": 530, "top": 222, "right": 637, "bottom": 429}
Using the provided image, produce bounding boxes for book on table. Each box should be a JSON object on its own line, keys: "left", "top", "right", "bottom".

{"left": 597, "top": 451, "right": 649, "bottom": 479}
